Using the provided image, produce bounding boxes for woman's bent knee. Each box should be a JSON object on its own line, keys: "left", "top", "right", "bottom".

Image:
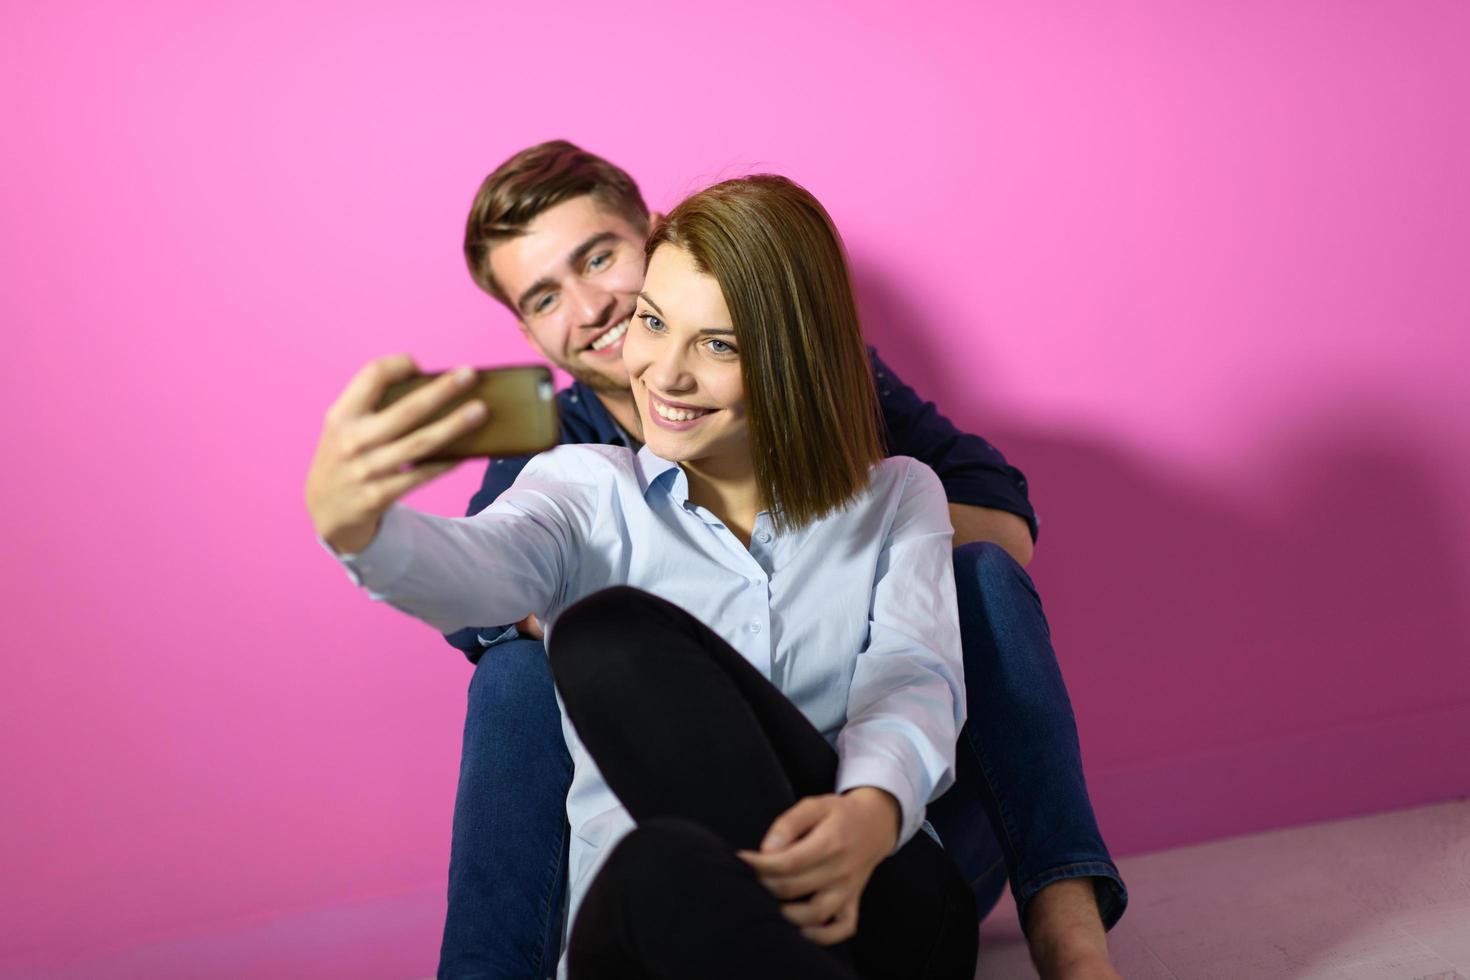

{"left": 547, "top": 586, "right": 656, "bottom": 685}
{"left": 600, "top": 818, "right": 757, "bottom": 912}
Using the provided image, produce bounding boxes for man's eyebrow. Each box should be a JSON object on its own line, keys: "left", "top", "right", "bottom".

{"left": 515, "top": 232, "right": 622, "bottom": 314}
{"left": 568, "top": 231, "right": 619, "bottom": 268}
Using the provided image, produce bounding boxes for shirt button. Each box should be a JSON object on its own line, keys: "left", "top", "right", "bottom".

{"left": 757, "top": 531, "right": 771, "bottom": 543}
{"left": 750, "top": 623, "right": 762, "bottom": 634}
{"left": 748, "top": 578, "right": 762, "bottom": 588}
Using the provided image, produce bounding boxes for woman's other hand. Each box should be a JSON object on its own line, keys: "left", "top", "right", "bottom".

{"left": 305, "top": 355, "right": 486, "bottom": 555}
{"left": 736, "top": 787, "right": 901, "bottom": 945}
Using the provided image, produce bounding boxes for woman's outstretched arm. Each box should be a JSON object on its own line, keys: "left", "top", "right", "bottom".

{"left": 306, "top": 355, "right": 599, "bottom": 635}
{"left": 322, "top": 448, "right": 599, "bottom": 634}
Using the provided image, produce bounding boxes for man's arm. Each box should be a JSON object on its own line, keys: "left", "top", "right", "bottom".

{"left": 870, "top": 348, "right": 1039, "bottom": 564}
{"left": 950, "top": 503, "right": 1034, "bottom": 566}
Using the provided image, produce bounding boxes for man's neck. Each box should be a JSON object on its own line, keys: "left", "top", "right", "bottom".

{"left": 594, "top": 388, "right": 642, "bottom": 445}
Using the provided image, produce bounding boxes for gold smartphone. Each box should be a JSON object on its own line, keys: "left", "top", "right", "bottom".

{"left": 377, "top": 365, "right": 559, "bottom": 460}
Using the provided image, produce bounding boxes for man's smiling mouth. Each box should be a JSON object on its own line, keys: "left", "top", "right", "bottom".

{"left": 583, "top": 319, "right": 630, "bottom": 353}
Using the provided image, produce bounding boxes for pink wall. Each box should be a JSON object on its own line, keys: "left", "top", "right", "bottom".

{"left": 3, "top": 0, "right": 1467, "bottom": 971}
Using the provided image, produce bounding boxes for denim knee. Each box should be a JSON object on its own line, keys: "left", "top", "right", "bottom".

{"left": 466, "top": 635, "right": 553, "bottom": 714}
{"left": 949, "top": 540, "right": 1060, "bottom": 711}
{"left": 951, "top": 540, "right": 1034, "bottom": 610}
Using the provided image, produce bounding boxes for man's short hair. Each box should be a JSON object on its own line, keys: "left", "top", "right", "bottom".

{"left": 463, "top": 140, "right": 651, "bottom": 310}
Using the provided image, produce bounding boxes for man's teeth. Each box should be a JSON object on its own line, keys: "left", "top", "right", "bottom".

{"left": 654, "top": 400, "right": 711, "bottom": 422}
{"left": 589, "top": 320, "right": 629, "bottom": 351}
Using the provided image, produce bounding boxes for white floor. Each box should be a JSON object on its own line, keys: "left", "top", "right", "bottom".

{"left": 976, "top": 799, "right": 1470, "bottom": 979}
{"left": 8, "top": 800, "right": 1465, "bottom": 979}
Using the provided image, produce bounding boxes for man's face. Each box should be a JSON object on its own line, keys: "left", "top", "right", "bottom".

{"left": 487, "top": 195, "right": 647, "bottom": 393}
{"left": 623, "top": 244, "right": 748, "bottom": 467}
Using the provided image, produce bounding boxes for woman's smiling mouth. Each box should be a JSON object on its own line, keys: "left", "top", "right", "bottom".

{"left": 646, "top": 389, "right": 717, "bottom": 430}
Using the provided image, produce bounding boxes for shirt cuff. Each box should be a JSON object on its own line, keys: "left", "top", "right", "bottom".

{"left": 316, "top": 505, "right": 414, "bottom": 591}
{"left": 835, "top": 754, "right": 926, "bottom": 855}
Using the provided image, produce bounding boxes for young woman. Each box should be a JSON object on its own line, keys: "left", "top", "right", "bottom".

{"left": 307, "top": 175, "right": 978, "bottom": 978}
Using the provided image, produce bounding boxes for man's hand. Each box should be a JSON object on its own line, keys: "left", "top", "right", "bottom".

{"left": 305, "top": 355, "right": 488, "bottom": 554}
{"left": 515, "top": 613, "right": 545, "bottom": 640}
{"left": 736, "top": 787, "right": 900, "bottom": 945}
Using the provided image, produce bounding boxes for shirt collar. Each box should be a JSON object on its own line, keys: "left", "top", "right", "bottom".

{"left": 634, "top": 444, "right": 688, "bottom": 502}
{"left": 633, "top": 445, "right": 779, "bottom": 535}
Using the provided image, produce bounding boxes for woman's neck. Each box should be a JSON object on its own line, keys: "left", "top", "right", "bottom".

{"left": 681, "top": 455, "right": 762, "bottom": 548}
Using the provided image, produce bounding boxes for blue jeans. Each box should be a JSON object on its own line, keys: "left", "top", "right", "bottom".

{"left": 437, "top": 542, "right": 1127, "bottom": 979}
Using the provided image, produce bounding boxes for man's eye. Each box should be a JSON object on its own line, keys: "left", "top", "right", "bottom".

{"left": 587, "top": 252, "right": 612, "bottom": 272}
{"left": 533, "top": 293, "right": 557, "bottom": 315}
{"left": 639, "top": 313, "right": 665, "bottom": 332}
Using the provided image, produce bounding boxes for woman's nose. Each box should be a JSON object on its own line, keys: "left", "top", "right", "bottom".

{"left": 649, "top": 343, "right": 694, "bottom": 393}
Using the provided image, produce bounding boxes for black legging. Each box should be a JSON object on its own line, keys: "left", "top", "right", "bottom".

{"left": 549, "top": 586, "right": 979, "bottom": 980}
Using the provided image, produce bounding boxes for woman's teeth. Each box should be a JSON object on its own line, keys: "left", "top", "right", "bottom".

{"left": 589, "top": 320, "right": 629, "bottom": 351}
{"left": 653, "top": 400, "right": 711, "bottom": 422}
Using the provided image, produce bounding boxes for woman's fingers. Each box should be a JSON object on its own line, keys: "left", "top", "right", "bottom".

{"left": 369, "top": 459, "right": 461, "bottom": 506}
{"left": 779, "top": 885, "right": 849, "bottom": 928}
{"left": 800, "top": 899, "right": 859, "bottom": 946}
{"left": 357, "top": 397, "right": 487, "bottom": 479}
{"left": 326, "top": 354, "right": 420, "bottom": 426}
{"left": 759, "top": 796, "right": 832, "bottom": 852}
{"left": 307, "top": 357, "right": 475, "bottom": 554}
{"left": 737, "top": 796, "right": 839, "bottom": 879}
{"left": 758, "top": 859, "right": 843, "bottom": 900}
{"left": 351, "top": 365, "right": 478, "bottom": 457}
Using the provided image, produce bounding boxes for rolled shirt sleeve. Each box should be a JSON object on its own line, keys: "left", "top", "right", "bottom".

{"left": 835, "top": 459, "right": 966, "bottom": 852}
{"left": 870, "top": 348, "right": 1039, "bottom": 541}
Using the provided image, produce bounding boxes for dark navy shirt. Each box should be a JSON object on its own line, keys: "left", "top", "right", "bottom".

{"left": 445, "top": 347, "right": 1035, "bottom": 662}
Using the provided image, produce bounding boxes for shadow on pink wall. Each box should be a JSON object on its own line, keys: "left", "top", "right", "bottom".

{"left": 855, "top": 260, "right": 1470, "bottom": 855}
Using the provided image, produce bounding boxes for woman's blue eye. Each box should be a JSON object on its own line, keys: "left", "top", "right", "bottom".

{"left": 639, "top": 313, "right": 665, "bottom": 332}
{"left": 708, "top": 339, "right": 735, "bottom": 355}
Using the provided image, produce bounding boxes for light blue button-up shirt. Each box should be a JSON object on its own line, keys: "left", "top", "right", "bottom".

{"left": 330, "top": 443, "right": 964, "bottom": 975}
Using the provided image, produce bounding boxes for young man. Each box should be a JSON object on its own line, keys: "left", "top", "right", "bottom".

{"left": 440, "top": 141, "right": 1126, "bottom": 980}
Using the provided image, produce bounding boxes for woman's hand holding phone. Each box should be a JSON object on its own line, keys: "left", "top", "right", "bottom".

{"left": 735, "top": 787, "right": 902, "bottom": 945}
{"left": 305, "top": 355, "right": 488, "bottom": 555}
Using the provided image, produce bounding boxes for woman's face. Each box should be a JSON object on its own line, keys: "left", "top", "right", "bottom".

{"left": 623, "top": 244, "right": 749, "bottom": 470}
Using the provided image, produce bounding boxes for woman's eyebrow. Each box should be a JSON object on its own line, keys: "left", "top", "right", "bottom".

{"left": 638, "top": 292, "right": 734, "bottom": 334}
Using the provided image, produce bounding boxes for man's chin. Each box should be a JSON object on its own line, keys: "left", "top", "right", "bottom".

{"left": 564, "top": 359, "right": 632, "bottom": 395}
